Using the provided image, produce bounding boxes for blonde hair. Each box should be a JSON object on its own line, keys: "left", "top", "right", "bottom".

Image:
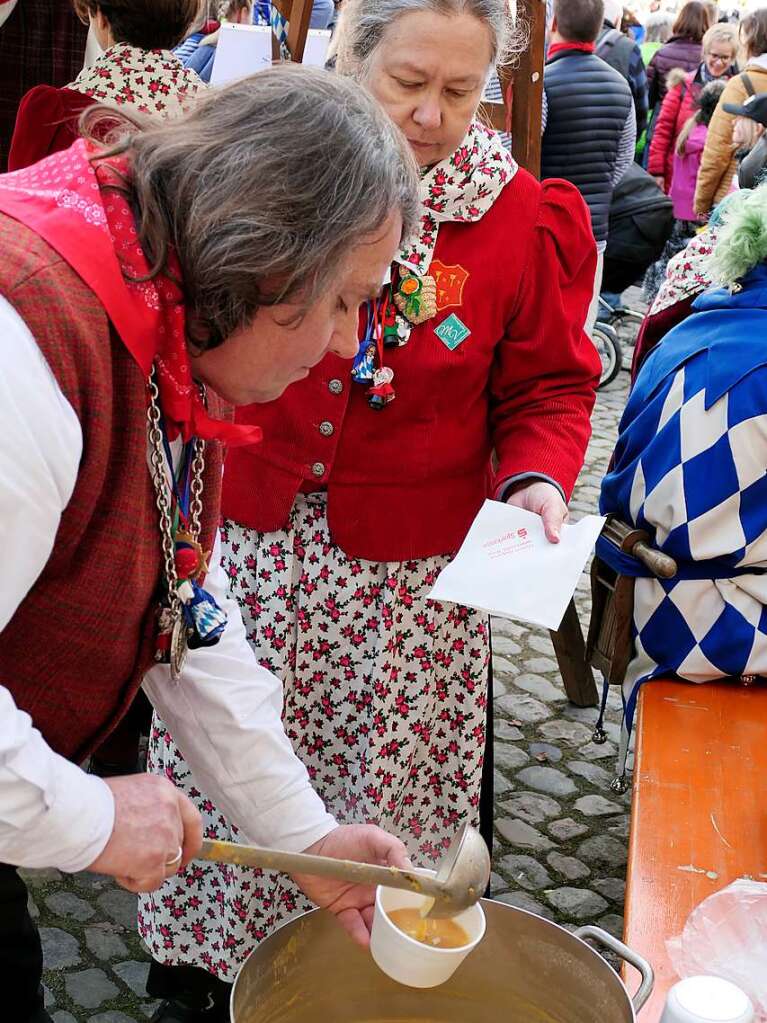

{"left": 702, "top": 22, "right": 738, "bottom": 55}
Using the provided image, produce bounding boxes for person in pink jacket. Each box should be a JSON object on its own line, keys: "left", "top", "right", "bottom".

{"left": 670, "top": 79, "right": 727, "bottom": 222}
{"left": 644, "top": 78, "right": 726, "bottom": 301}
{"left": 648, "top": 22, "right": 737, "bottom": 192}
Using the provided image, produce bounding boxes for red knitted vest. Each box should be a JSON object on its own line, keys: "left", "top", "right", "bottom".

{"left": 0, "top": 215, "right": 225, "bottom": 763}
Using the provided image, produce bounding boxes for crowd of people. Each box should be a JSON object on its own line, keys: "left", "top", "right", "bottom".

{"left": 0, "top": 0, "right": 766, "bottom": 1021}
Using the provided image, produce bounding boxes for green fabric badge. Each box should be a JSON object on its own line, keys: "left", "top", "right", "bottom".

{"left": 434, "top": 314, "right": 471, "bottom": 351}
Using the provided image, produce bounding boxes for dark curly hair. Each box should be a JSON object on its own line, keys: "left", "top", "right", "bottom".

{"left": 72, "top": 0, "right": 199, "bottom": 51}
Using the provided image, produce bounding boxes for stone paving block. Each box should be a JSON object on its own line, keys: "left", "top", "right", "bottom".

{"left": 114, "top": 960, "right": 150, "bottom": 997}
{"left": 513, "top": 673, "right": 562, "bottom": 703}
{"left": 498, "top": 854, "right": 553, "bottom": 892}
{"left": 53, "top": 1013, "right": 78, "bottom": 1023}
{"left": 85, "top": 924, "right": 130, "bottom": 961}
{"left": 40, "top": 927, "right": 82, "bottom": 970}
{"left": 19, "top": 867, "right": 63, "bottom": 885}
{"left": 493, "top": 891, "right": 555, "bottom": 921}
{"left": 97, "top": 889, "right": 138, "bottom": 930}
{"left": 529, "top": 741, "right": 562, "bottom": 763}
{"left": 548, "top": 817, "right": 589, "bottom": 841}
{"left": 526, "top": 634, "right": 555, "bottom": 656}
{"left": 492, "top": 635, "right": 521, "bottom": 656}
{"left": 568, "top": 759, "right": 613, "bottom": 788}
{"left": 494, "top": 744, "right": 529, "bottom": 771}
{"left": 579, "top": 741, "right": 618, "bottom": 761}
{"left": 492, "top": 619, "right": 528, "bottom": 639}
{"left": 496, "top": 817, "right": 554, "bottom": 852}
{"left": 596, "top": 913, "right": 625, "bottom": 938}
{"left": 28, "top": 894, "right": 40, "bottom": 919}
{"left": 493, "top": 675, "right": 508, "bottom": 698}
{"left": 544, "top": 887, "right": 608, "bottom": 920}
{"left": 46, "top": 891, "right": 96, "bottom": 922}
{"left": 592, "top": 877, "right": 626, "bottom": 902}
{"left": 493, "top": 768, "right": 512, "bottom": 795}
{"left": 516, "top": 765, "right": 577, "bottom": 797}
{"left": 500, "top": 791, "right": 561, "bottom": 825}
{"left": 576, "top": 834, "right": 628, "bottom": 867}
{"left": 492, "top": 654, "right": 519, "bottom": 678}
{"left": 524, "top": 657, "right": 559, "bottom": 674}
{"left": 493, "top": 719, "right": 524, "bottom": 742}
{"left": 561, "top": 703, "right": 600, "bottom": 725}
{"left": 546, "top": 852, "right": 590, "bottom": 882}
{"left": 490, "top": 871, "right": 509, "bottom": 894}
{"left": 65, "top": 968, "right": 119, "bottom": 1009}
{"left": 44, "top": 984, "right": 55, "bottom": 1007}
{"left": 495, "top": 693, "right": 553, "bottom": 723}
{"left": 89, "top": 1013, "right": 141, "bottom": 1023}
{"left": 606, "top": 815, "right": 631, "bottom": 838}
{"left": 536, "top": 719, "right": 593, "bottom": 747}
{"left": 574, "top": 794, "right": 623, "bottom": 817}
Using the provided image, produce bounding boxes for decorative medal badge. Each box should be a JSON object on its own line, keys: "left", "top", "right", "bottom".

{"left": 394, "top": 272, "right": 438, "bottom": 325}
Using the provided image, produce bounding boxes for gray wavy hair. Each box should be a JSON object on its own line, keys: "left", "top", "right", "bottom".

{"left": 334, "top": 0, "right": 524, "bottom": 76}
{"left": 83, "top": 66, "right": 419, "bottom": 350}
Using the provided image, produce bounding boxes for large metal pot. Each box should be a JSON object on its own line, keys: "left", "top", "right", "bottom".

{"left": 231, "top": 901, "right": 653, "bottom": 1022}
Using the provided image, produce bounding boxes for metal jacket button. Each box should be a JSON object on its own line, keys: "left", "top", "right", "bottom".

{"left": 328, "top": 379, "right": 343, "bottom": 395}
{"left": 311, "top": 462, "right": 325, "bottom": 478}
{"left": 319, "top": 421, "right": 334, "bottom": 437}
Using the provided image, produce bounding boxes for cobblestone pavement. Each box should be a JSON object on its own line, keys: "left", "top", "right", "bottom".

{"left": 29, "top": 318, "right": 638, "bottom": 1021}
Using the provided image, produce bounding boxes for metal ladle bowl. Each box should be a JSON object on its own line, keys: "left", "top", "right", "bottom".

{"left": 199, "top": 822, "right": 490, "bottom": 919}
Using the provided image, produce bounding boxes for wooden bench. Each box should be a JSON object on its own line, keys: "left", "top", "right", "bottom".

{"left": 623, "top": 678, "right": 767, "bottom": 1020}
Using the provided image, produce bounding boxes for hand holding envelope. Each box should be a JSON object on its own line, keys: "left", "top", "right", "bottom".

{"left": 428, "top": 501, "right": 605, "bottom": 631}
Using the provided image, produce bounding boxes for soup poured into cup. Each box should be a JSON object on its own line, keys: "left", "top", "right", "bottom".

{"left": 386, "top": 908, "right": 470, "bottom": 949}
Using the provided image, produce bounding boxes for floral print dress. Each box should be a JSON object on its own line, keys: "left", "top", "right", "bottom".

{"left": 138, "top": 494, "right": 490, "bottom": 977}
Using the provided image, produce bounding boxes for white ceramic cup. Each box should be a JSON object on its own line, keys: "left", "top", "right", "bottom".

{"left": 660, "top": 976, "right": 755, "bottom": 1023}
{"left": 369, "top": 876, "right": 486, "bottom": 989}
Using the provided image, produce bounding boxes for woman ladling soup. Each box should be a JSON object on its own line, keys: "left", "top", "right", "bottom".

{"left": 140, "top": 0, "right": 601, "bottom": 1015}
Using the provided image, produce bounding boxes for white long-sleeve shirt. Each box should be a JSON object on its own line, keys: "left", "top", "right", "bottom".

{"left": 0, "top": 293, "right": 336, "bottom": 872}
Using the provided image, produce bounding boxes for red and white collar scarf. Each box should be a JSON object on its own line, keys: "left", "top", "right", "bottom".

{"left": 396, "top": 120, "right": 518, "bottom": 276}
{"left": 68, "top": 44, "right": 203, "bottom": 118}
{"left": 0, "top": 139, "right": 261, "bottom": 448}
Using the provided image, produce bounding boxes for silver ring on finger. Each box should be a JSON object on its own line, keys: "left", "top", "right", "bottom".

{"left": 164, "top": 845, "right": 183, "bottom": 870}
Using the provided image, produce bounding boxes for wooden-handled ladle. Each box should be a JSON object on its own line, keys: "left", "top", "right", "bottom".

{"left": 198, "top": 822, "right": 490, "bottom": 919}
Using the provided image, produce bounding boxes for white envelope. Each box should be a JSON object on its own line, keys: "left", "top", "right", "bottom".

{"left": 428, "top": 500, "right": 605, "bottom": 631}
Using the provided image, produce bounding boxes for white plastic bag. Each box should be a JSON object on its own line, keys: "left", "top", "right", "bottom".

{"left": 667, "top": 879, "right": 767, "bottom": 1020}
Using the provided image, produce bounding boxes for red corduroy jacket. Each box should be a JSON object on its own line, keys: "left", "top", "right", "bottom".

{"left": 223, "top": 170, "right": 601, "bottom": 563}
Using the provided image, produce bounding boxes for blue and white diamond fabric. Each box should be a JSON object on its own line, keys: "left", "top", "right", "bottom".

{"left": 599, "top": 275, "right": 767, "bottom": 775}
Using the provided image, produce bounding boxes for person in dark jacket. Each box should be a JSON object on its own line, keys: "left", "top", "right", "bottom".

{"left": 542, "top": 0, "right": 635, "bottom": 335}
{"left": 647, "top": 1, "right": 709, "bottom": 109}
{"left": 598, "top": 0, "right": 649, "bottom": 139}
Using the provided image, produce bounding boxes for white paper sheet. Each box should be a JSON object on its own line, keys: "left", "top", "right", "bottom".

{"left": 302, "top": 30, "right": 332, "bottom": 68}
{"left": 211, "top": 23, "right": 272, "bottom": 87}
{"left": 428, "top": 500, "right": 606, "bottom": 631}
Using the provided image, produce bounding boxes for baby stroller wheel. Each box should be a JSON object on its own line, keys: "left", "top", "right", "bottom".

{"left": 593, "top": 322, "right": 623, "bottom": 389}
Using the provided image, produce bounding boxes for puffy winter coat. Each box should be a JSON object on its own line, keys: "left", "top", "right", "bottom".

{"left": 647, "top": 36, "right": 703, "bottom": 107}
{"left": 695, "top": 64, "right": 767, "bottom": 216}
{"left": 648, "top": 68, "right": 700, "bottom": 191}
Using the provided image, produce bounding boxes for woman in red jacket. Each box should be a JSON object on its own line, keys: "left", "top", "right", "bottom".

{"left": 139, "top": 0, "right": 601, "bottom": 1012}
{"left": 648, "top": 22, "right": 737, "bottom": 192}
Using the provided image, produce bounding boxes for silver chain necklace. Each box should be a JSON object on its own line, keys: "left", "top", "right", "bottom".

{"left": 146, "top": 369, "right": 207, "bottom": 681}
